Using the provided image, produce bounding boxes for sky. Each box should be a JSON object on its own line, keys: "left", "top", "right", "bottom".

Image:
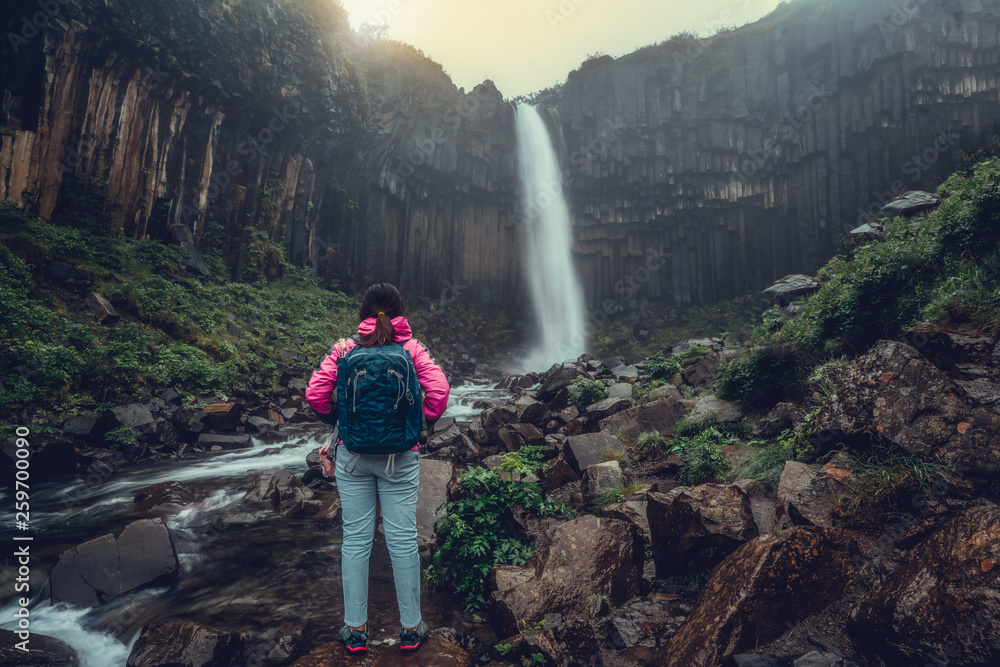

{"left": 339, "top": 0, "right": 788, "bottom": 97}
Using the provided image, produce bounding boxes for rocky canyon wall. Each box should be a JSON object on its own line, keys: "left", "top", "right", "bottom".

{"left": 1, "top": 0, "right": 999, "bottom": 313}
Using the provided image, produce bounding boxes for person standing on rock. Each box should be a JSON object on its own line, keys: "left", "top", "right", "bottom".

{"left": 306, "top": 282, "right": 450, "bottom": 653}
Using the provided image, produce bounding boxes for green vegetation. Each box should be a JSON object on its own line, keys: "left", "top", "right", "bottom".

{"left": 644, "top": 352, "right": 681, "bottom": 380}
{"left": 636, "top": 430, "right": 668, "bottom": 456}
{"left": 0, "top": 203, "right": 358, "bottom": 417}
{"left": 668, "top": 427, "right": 735, "bottom": 486}
{"left": 834, "top": 443, "right": 945, "bottom": 517}
{"left": 428, "top": 445, "right": 569, "bottom": 613}
{"left": 716, "top": 344, "right": 803, "bottom": 408}
{"left": 675, "top": 344, "right": 711, "bottom": 368}
{"left": 595, "top": 480, "right": 645, "bottom": 508}
{"left": 567, "top": 375, "right": 609, "bottom": 412}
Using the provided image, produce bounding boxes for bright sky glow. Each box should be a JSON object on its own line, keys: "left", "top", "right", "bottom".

{"left": 339, "top": 0, "right": 788, "bottom": 96}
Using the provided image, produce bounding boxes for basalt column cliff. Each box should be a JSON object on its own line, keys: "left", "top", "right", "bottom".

{"left": 1, "top": 0, "right": 999, "bottom": 308}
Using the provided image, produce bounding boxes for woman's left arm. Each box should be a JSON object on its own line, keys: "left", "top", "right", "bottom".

{"left": 406, "top": 339, "right": 450, "bottom": 421}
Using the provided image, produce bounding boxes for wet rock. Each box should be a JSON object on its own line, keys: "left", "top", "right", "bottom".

{"left": 97, "top": 404, "right": 155, "bottom": 437}
{"left": 682, "top": 351, "right": 720, "bottom": 389}
{"left": 777, "top": 461, "right": 836, "bottom": 528}
{"left": 564, "top": 432, "right": 625, "bottom": 475}
{"left": 539, "top": 451, "right": 579, "bottom": 492}
{"left": 2, "top": 435, "right": 77, "bottom": 480}
{"left": 84, "top": 291, "right": 120, "bottom": 323}
{"left": 646, "top": 484, "right": 758, "bottom": 577}
{"left": 761, "top": 275, "right": 821, "bottom": 304}
{"left": 595, "top": 500, "right": 650, "bottom": 538}
{"left": 0, "top": 629, "right": 78, "bottom": 665}
{"left": 688, "top": 395, "right": 742, "bottom": 423}
{"left": 755, "top": 402, "right": 806, "bottom": 438}
{"left": 585, "top": 396, "right": 631, "bottom": 422}
{"left": 244, "top": 469, "right": 308, "bottom": 505}
{"left": 197, "top": 433, "right": 252, "bottom": 450}
{"left": 611, "top": 365, "right": 639, "bottom": 381}
{"left": 882, "top": 190, "right": 940, "bottom": 217}
{"left": 731, "top": 655, "right": 794, "bottom": 667}
{"left": 496, "top": 423, "right": 545, "bottom": 451}
{"left": 490, "top": 516, "right": 644, "bottom": 638}
{"left": 608, "top": 594, "right": 692, "bottom": 649}
{"left": 814, "top": 340, "right": 1000, "bottom": 484}
{"left": 598, "top": 393, "right": 686, "bottom": 441}
{"left": 63, "top": 416, "right": 98, "bottom": 439}
{"left": 581, "top": 461, "right": 624, "bottom": 507}
{"left": 512, "top": 394, "right": 549, "bottom": 425}
{"left": 904, "top": 323, "right": 994, "bottom": 372}
{"left": 133, "top": 480, "right": 210, "bottom": 514}
{"left": 847, "top": 499, "right": 1000, "bottom": 666}
{"left": 370, "top": 630, "right": 472, "bottom": 666}
{"left": 537, "top": 363, "right": 584, "bottom": 400}
{"left": 127, "top": 619, "right": 245, "bottom": 667}
{"left": 793, "top": 651, "right": 854, "bottom": 667}
{"left": 481, "top": 404, "right": 518, "bottom": 435}
{"left": 499, "top": 617, "right": 599, "bottom": 667}
{"left": 201, "top": 402, "right": 241, "bottom": 430}
{"left": 660, "top": 527, "right": 858, "bottom": 667}
{"left": 427, "top": 423, "right": 464, "bottom": 451}
{"left": 50, "top": 518, "right": 180, "bottom": 608}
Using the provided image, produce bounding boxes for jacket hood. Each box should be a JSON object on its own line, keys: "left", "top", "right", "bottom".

{"left": 357, "top": 315, "right": 413, "bottom": 342}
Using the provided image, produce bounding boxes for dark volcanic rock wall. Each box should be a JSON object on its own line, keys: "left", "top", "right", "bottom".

{"left": 555, "top": 0, "right": 1000, "bottom": 308}
{"left": 1, "top": 0, "right": 999, "bottom": 311}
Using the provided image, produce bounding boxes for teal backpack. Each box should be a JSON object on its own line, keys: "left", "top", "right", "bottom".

{"left": 336, "top": 338, "right": 422, "bottom": 454}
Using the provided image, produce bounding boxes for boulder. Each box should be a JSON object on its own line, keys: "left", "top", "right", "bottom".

{"left": 84, "top": 291, "right": 120, "bottom": 323}
{"left": 581, "top": 461, "right": 624, "bottom": 507}
{"left": 607, "top": 594, "right": 692, "bottom": 649}
{"left": 761, "top": 275, "right": 821, "bottom": 304}
{"left": 289, "top": 630, "right": 470, "bottom": 666}
{"left": 682, "top": 351, "right": 720, "bottom": 389}
{"left": 585, "top": 396, "right": 631, "bottom": 422}
{"left": 659, "top": 527, "right": 858, "bottom": 667}
{"left": 564, "top": 432, "right": 625, "bottom": 475}
{"left": 490, "top": 515, "right": 644, "bottom": 638}
{"left": 595, "top": 500, "right": 650, "bottom": 537}
{"left": 537, "top": 363, "right": 583, "bottom": 400}
{"left": 495, "top": 423, "right": 545, "bottom": 451}
{"left": 511, "top": 394, "right": 549, "bottom": 425}
{"left": 63, "top": 416, "right": 98, "bottom": 440}
{"left": 881, "top": 190, "right": 940, "bottom": 217}
{"left": 904, "top": 323, "right": 994, "bottom": 371}
{"left": 814, "top": 340, "right": 1000, "bottom": 483}
{"left": 2, "top": 435, "right": 77, "bottom": 480}
{"left": 755, "top": 402, "right": 806, "bottom": 438}
{"left": 598, "top": 394, "right": 686, "bottom": 441}
{"left": 201, "top": 402, "right": 241, "bottom": 430}
{"left": 97, "top": 404, "right": 155, "bottom": 437}
{"left": 539, "top": 451, "right": 579, "bottom": 492}
{"left": 646, "top": 485, "right": 758, "bottom": 577}
{"left": 127, "top": 620, "right": 245, "bottom": 667}
{"left": 50, "top": 518, "right": 180, "bottom": 607}
{"left": 847, "top": 499, "right": 1000, "bottom": 666}
{"left": 611, "top": 365, "right": 639, "bottom": 381}
{"left": 244, "top": 469, "right": 308, "bottom": 505}
{"left": 777, "top": 461, "right": 835, "bottom": 528}
{"left": 608, "top": 383, "right": 633, "bottom": 400}
{"left": 0, "top": 629, "right": 78, "bottom": 665}
{"left": 197, "top": 434, "right": 252, "bottom": 450}
{"left": 133, "top": 481, "right": 210, "bottom": 514}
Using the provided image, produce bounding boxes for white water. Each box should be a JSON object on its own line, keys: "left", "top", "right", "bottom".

{"left": 515, "top": 104, "right": 587, "bottom": 371}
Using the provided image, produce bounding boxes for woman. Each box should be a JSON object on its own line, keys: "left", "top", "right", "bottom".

{"left": 305, "top": 283, "right": 450, "bottom": 653}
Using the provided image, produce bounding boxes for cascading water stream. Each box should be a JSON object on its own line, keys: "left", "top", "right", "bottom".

{"left": 515, "top": 104, "right": 587, "bottom": 371}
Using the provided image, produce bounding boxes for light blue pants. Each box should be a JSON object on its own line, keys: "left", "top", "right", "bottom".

{"left": 334, "top": 445, "right": 422, "bottom": 629}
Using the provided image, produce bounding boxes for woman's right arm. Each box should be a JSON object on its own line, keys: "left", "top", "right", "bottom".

{"left": 306, "top": 340, "right": 346, "bottom": 419}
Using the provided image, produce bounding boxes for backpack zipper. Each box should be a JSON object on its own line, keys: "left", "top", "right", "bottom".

{"left": 350, "top": 368, "right": 367, "bottom": 412}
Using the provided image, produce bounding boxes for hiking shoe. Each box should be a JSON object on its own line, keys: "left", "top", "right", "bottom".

{"left": 399, "top": 621, "right": 430, "bottom": 651}
{"left": 338, "top": 625, "right": 368, "bottom": 652}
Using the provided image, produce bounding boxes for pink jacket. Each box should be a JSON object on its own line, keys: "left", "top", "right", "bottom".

{"left": 305, "top": 316, "right": 450, "bottom": 423}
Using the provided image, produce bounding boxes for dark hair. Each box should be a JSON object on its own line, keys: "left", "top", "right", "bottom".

{"left": 358, "top": 282, "right": 405, "bottom": 347}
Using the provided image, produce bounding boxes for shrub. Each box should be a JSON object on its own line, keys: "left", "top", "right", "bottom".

{"left": 568, "top": 376, "right": 609, "bottom": 411}
{"left": 717, "top": 345, "right": 802, "bottom": 408}
{"left": 156, "top": 343, "right": 237, "bottom": 396}
{"left": 429, "top": 445, "right": 569, "bottom": 612}
{"left": 835, "top": 443, "right": 945, "bottom": 517}
{"left": 676, "top": 345, "right": 711, "bottom": 368}
{"left": 668, "top": 428, "right": 736, "bottom": 485}
{"left": 644, "top": 352, "right": 681, "bottom": 380}
{"left": 636, "top": 430, "right": 668, "bottom": 456}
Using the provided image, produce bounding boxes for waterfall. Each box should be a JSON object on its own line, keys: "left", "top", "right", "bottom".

{"left": 515, "top": 104, "right": 587, "bottom": 371}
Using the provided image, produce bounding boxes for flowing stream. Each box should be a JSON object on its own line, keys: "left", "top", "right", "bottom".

{"left": 0, "top": 384, "right": 497, "bottom": 666}
{"left": 515, "top": 104, "right": 588, "bottom": 371}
